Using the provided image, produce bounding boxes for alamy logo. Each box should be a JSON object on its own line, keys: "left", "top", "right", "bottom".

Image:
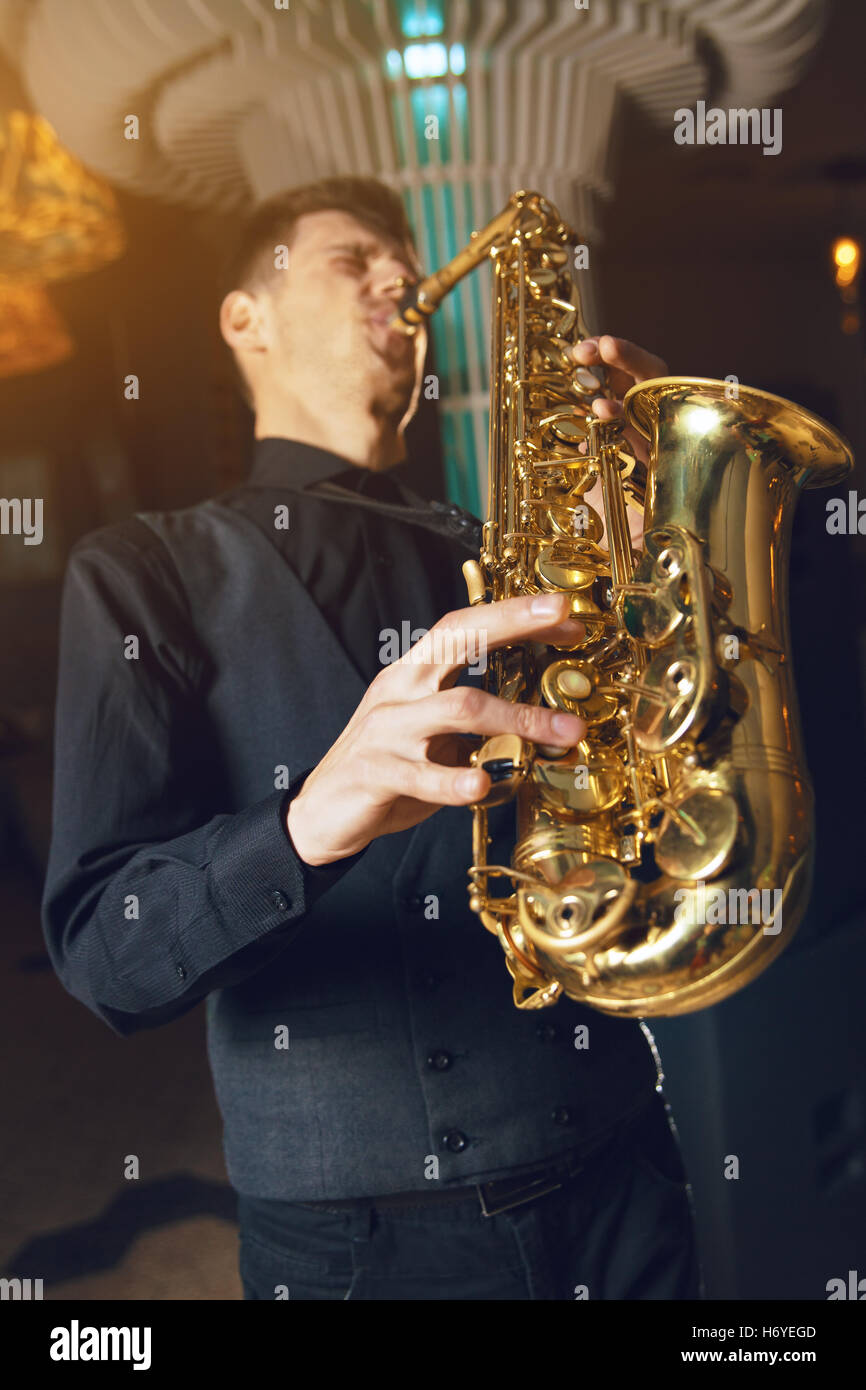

{"left": 0, "top": 497, "right": 43, "bottom": 545}
{"left": 672, "top": 880, "right": 782, "bottom": 935}
{"left": 379, "top": 621, "right": 487, "bottom": 675}
{"left": 49, "top": 1320, "right": 152, "bottom": 1371}
{"left": 0, "top": 1276, "right": 43, "bottom": 1299}
{"left": 826, "top": 491, "right": 866, "bottom": 534}
{"left": 826, "top": 1270, "right": 866, "bottom": 1299}
{"left": 674, "top": 100, "right": 782, "bottom": 156}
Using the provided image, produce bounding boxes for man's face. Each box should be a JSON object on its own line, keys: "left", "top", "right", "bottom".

{"left": 255, "top": 208, "right": 424, "bottom": 424}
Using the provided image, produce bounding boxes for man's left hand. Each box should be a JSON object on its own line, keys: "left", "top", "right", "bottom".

{"left": 570, "top": 334, "right": 668, "bottom": 467}
{"left": 568, "top": 335, "right": 668, "bottom": 548}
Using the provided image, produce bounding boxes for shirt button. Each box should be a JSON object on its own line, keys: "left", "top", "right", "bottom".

{"left": 427, "top": 1049, "right": 453, "bottom": 1071}
{"left": 536, "top": 1022, "right": 558, "bottom": 1042}
{"left": 441, "top": 1128, "right": 469, "bottom": 1153}
{"left": 270, "top": 890, "right": 290, "bottom": 912}
{"left": 552, "top": 1106, "right": 574, "bottom": 1127}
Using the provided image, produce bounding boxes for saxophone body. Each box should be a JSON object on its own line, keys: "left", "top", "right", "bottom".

{"left": 392, "top": 191, "right": 853, "bottom": 1018}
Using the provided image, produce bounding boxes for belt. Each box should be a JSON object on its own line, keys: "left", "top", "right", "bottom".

{"left": 300, "top": 1143, "right": 603, "bottom": 1220}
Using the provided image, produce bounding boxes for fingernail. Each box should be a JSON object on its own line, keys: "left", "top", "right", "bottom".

{"left": 457, "top": 769, "right": 483, "bottom": 795}
{"left": 552, "top": 713, "right": 583, "bottom": 737}
{"left": 531, "top": 594, "right": 566, "bottom": 618}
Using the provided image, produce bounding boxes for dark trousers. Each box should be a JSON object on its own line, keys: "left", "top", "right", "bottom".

{"left": 237, "top": 1089, "right": 704, "bottom": 1300}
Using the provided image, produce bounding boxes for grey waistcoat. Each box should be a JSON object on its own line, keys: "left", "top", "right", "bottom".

{"left": 138, "top": 498, "right": 661, "bottom": 1200}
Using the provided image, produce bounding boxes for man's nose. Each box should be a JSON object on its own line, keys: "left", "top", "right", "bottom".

{"left": 368, "top": 261, "right": 418, "bottom": 303}
{"left": 371, "top": 277, "right": 406, "bottom": 307}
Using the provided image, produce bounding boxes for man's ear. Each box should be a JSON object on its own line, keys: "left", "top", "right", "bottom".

{"left": 219, "top": 289, "right": 267, "bottom": 357}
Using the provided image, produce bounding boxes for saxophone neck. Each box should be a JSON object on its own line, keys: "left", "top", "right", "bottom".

{"left": 390, "top": 189, "right": 557, "bottom": 332}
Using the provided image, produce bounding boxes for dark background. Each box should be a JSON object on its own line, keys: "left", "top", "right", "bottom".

{"left": 1, "top": 1, "right": 865, "bottom": 1299}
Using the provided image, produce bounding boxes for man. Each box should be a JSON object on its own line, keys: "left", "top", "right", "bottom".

{"left": 42, "top": 176, "right": 702, "bottom": 1301}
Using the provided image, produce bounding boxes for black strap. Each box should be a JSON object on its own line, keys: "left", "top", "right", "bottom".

{"left": 299, "top": 479, "right": 483, "bottom": 550}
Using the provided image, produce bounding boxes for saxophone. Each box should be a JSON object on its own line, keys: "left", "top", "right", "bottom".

{"left": 392, "top": 190, "right": 853, "bottom": 1017}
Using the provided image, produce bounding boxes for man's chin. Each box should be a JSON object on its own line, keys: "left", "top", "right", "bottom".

{"left": 364, "top": 324, "right": 425, "bottom": 417}
{"left": 370, "top": 334, "right": 416, "bottom": 370}
{"left": 371, "top": 352, "right": 418, "bottom": 401}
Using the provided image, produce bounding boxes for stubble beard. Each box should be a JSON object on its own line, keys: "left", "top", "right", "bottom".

{"left": 367, "top": 338, "right": 419, "bottom": 422}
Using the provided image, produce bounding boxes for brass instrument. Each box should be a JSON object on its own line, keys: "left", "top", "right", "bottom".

{"left": 391, "top": 190, "right": 853, "bottom": 1017}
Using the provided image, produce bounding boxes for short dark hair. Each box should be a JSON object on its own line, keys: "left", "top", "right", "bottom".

{"left": 218, "top": 175, "right": 419, "bottom": 408}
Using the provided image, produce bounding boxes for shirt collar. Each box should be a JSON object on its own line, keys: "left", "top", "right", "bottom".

{"left": 249, "top": 437, "right": 411, "bottom": 497}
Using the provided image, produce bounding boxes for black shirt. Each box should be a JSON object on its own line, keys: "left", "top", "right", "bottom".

{"left": 41, "top": 434, "right": 487, "bottom": 1019}
{"left": 218, "top": 438, "right": 480, "bottom": 684}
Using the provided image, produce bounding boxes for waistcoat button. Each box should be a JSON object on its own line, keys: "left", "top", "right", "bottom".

{"left": 441, "top": 1128, "right": 469, "bottom": 1153}
{"left": 427, "top": 1049, "right": 453, "bottom": 1071}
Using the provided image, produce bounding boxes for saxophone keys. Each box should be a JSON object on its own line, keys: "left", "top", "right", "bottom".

{"left": 541, "top": 658, "right": 618, "bottom": 724}
{"left": 531, "top": 740, "right": 627, "bottom": 816}
{"left": 544, "top": 497, "right": 604, "bottom": 542}
{"left": 462, "top": 559, "right": 487, "bottom": 605}
{"left": 653, "top": 787, "right": 740, "bottom": 881}
{"left": 518, "top": 860, "right": 636, "bottom": 956}
{"left": 526, "top": 266, "right": 558, "bottom": 295}
{"left": 534, "top": 540, "right": 603, "bottom": 589}
{"left": 543, "top": 411, "right": 591, "bottom": 443}
{"left": 470, "top": 733, "right": 531, "bottom": 807}
{"left": 573, "top": 366, "right": 603, "bottom": 393}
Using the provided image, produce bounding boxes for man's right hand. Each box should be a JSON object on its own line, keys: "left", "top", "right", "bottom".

{"left": 285, "top": 591, "right": 586, "bottom": 866}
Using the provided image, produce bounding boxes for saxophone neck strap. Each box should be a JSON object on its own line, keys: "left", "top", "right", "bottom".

{"left": 302, "top": 478, "right": 483, "bottom": 549}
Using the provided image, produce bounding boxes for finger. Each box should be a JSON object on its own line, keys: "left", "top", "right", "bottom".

{"left": 584, "top": 399, "right": 648, "bottom": 466}
{"left": 389, "top": 756, "right": 494, "bottom": 807}
{"left": 590, "top": 397, "right": 623, "bottom": 421}
{"left": 425, "top": 731, "right": 478, "bottom": 768}
{"left": 623, "top": 424, "right": 649, "bottom": 464}
{"left": 570, "top": 337, "right": 667, "bottom": 385}
{"left": 399, "top": 685, "right": 586, "bottom": 748}
{"left": 396, "top": 593, "right": 586, "bottom": 689}
{"left": 571, "top": 338, "right": 600, "bottom": 363}
{"left": 569, "top": 343, "right": 656, "bottom": 411}
{"left": 596, "top": 335, "right": 668, "bottom": 383}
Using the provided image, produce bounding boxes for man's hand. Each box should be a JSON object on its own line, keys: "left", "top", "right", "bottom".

{"left": 286, "top": 592, "right": 586, "bottom": 866}
{"left": 570, "top": 334, "right": 668, "bottom": 466}
{"left": 570, "top": 335, "right": 669, "bottom": 547}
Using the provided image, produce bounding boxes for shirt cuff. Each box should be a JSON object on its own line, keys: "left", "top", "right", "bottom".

{"left": 280, "top": 766, "right": 368, "bottom": 900}
{"left": 206, "top": 769, "right": 367, "bottom": 946}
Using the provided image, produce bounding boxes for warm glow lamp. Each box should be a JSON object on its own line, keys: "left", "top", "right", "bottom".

{"left": 0, "top": 110, "right": 125, "bottom": 375}
{"left": 0, "top": 110, "right": 125, "bottom": 284}
{"left": 0, "top": 282, "right": 73, "bottom": 377}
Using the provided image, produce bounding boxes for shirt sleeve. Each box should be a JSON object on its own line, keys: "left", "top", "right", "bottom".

{"left": 40, "top": 522, "right": 365, "bottom": 1038}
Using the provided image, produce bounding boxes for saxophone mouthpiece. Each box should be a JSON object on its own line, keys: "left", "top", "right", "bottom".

{"left": 387, "top": 275, "right": 427, "bottom": 336}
